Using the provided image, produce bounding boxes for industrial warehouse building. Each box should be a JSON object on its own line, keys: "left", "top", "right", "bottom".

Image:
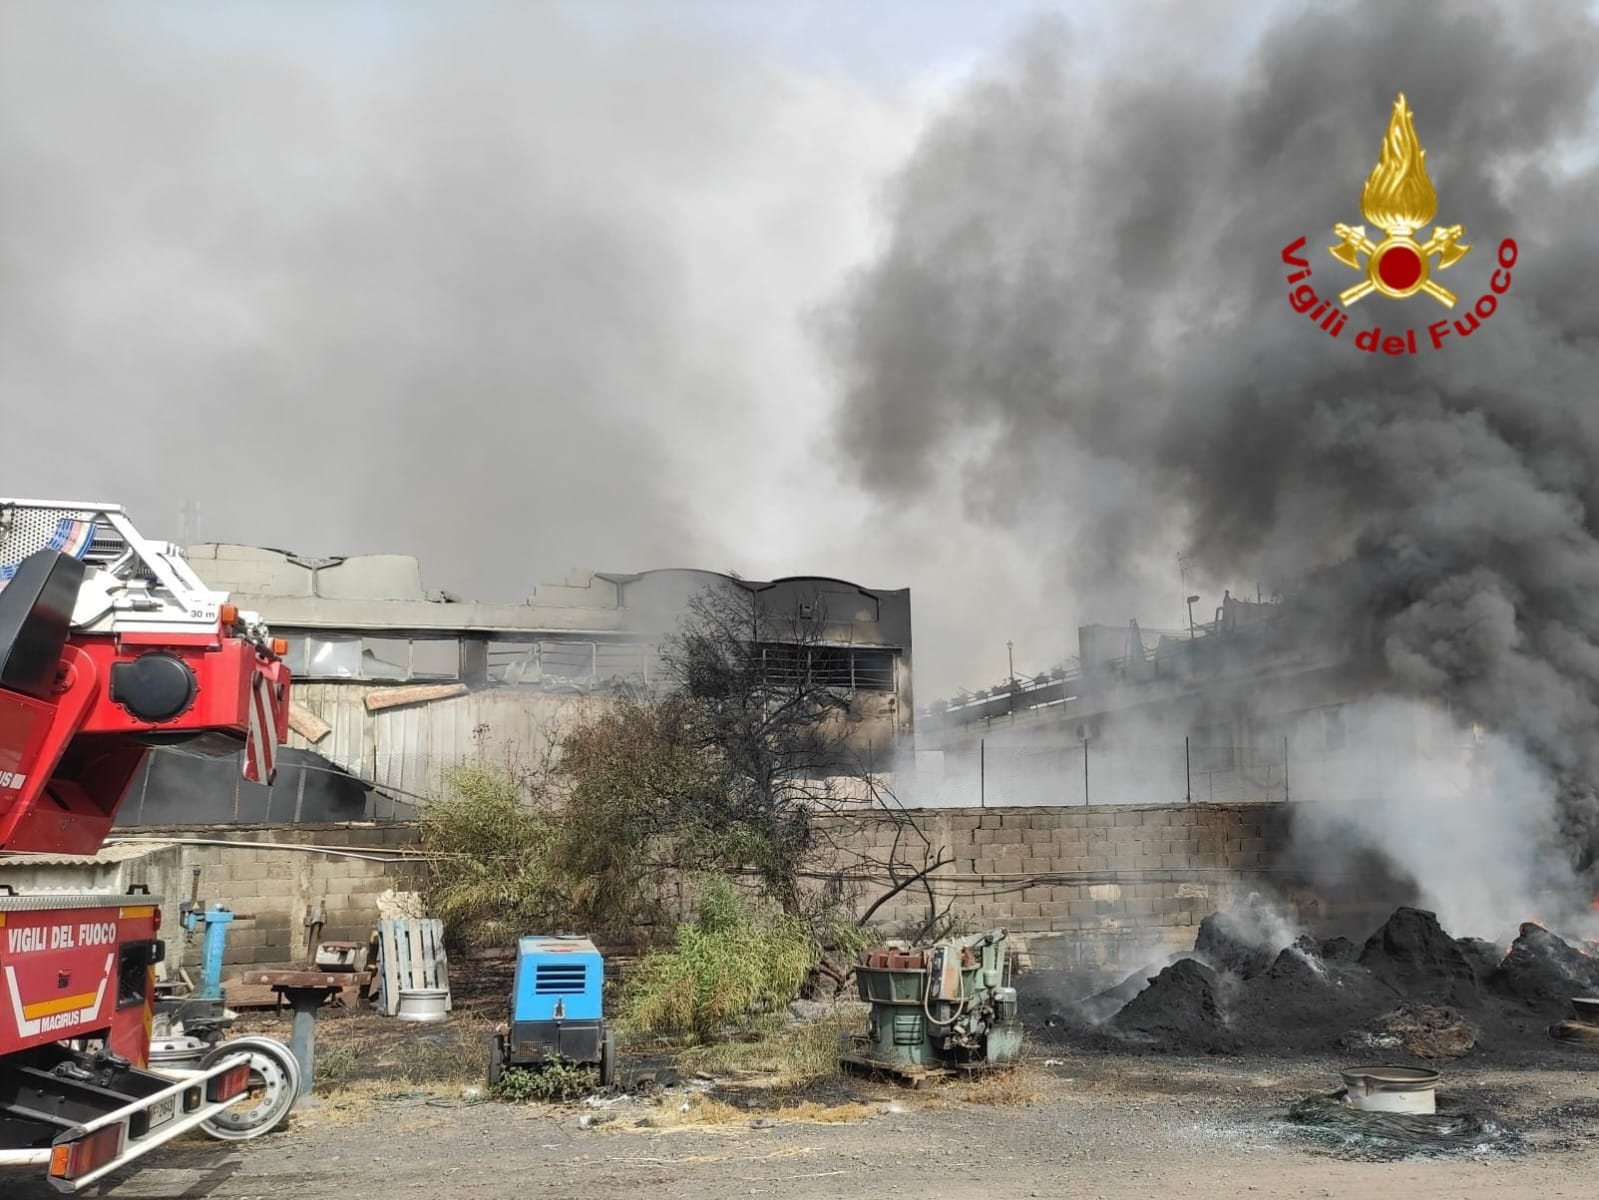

{"left": 67, "top": 544, "right": 1440, "bottom": 975}
{"left": 913, "top": 588, "right": 1481, "bottom": 811}
{"left": 114, "top": 545, "right": 914, "bottom": 826}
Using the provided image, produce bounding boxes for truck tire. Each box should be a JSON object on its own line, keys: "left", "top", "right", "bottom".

{"left": 487, "top": 1032, "right": 506, "bottom": 1090}
{"left": 599, "top": 1029, "right": 616, "bottom": 1088}
{"left": 197, "top": 1035, "right": 299, "bottom": 1141}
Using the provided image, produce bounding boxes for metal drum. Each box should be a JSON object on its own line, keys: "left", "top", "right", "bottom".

{"left": 1341, "top": 1065, "right": 1440, "bottom": 1114}
{"left": 396, "top": 987, "right": 450, "bottom": 1023}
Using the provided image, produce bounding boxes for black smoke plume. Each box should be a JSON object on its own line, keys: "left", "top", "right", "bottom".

{"left": 825, "top": 0, "right": 1599, "bottom": 884}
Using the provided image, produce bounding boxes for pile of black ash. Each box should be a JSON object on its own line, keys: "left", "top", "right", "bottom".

{"left": 1337, "top": 1001, "right": 1478, "bottom": 1060}
{"left": 1106, "top": 957, "right": 1238, "bottom": 1054}
{"left": 1492, "top": 921, "right": 1599, "bottom": 1009}
{"left": 1035, "top": 905, "right": 1599, "bottom": 1058}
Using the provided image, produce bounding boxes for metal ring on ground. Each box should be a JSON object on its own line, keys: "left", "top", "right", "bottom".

{"left": 197, "top": 1036, "right": 300, "bottom": 1141}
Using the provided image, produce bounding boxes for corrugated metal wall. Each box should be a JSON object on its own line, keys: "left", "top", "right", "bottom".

{"left": 288, "top": 683, "right": 612, "bottom": 799}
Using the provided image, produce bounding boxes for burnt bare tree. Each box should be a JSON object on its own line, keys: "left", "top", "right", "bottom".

{"left": 662, "top": 579, "right": 955, "bottom": 977}
{"left": 420, "top": 579, "right": 955, "bottom": 987}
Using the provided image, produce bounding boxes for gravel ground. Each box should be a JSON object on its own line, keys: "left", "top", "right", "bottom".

{"left": 11, "top": 1050, "right": 1599, "bottom": 1199}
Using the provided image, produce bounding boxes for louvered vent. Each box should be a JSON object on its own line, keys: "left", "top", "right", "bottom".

{"left": 535, "top": 963, "right": 587, "bottom": 995}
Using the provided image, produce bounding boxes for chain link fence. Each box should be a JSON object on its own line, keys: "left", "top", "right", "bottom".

{"left": 917, "top": 738, "right": 1303, "bottom": 808}
{"left": 121, "top": 722, "right": 1426, "bottom": 827}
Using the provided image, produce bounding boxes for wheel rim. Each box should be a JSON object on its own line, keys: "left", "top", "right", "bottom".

{"left": 199, "top": 1039, "right": 299, "bottom": 1141}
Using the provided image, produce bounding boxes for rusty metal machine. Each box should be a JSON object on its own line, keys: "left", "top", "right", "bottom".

{"left": 841, "top": 927, "right": 1022, "bottom": 1082}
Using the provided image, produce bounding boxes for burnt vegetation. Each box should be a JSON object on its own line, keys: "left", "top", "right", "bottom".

{"left": 421, "top": 580, "right": 951, "bottom": 1001}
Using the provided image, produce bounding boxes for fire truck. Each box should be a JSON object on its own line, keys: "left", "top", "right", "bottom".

{"left": 0, "top": 498, "right": 299, "bottom": 1191}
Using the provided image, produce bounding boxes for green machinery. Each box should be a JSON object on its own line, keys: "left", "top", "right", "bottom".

{"left": 840, "top": 928, "right": 1022, "bottom": 1081}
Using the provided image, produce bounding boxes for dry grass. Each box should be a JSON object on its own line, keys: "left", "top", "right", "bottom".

{"left": 297, "top": 1078, "right": 487, "bottom": 1125}
{"left": 242, "top": 1007, "right": 495, "bottom": 1090}
{"left": 950, "top": 1064, "right": 1043, "bottom": 1107}
{"left": 677, "top": 1011, "right": 857, "bottom": 1090}
{"left": 623, "top": 1092, "right": 879, "bottom": 1133}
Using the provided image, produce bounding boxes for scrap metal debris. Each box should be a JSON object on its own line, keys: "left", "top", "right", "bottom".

{"left": 1284, "top": 1091, "right": 1520, "bottom": 1161}
{"left": 1337, "top": 1002, "right": 1478, "bottom": 1060}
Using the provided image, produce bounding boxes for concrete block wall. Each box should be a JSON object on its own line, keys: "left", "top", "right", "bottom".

{"left": 831, "top": 809, "right": 1279, "bottom": 960}
{"left": 817, "top": 802, "right": 1393, "bottom": 976}
{"left": 144, "top": 805, "right": 1353, "bottom": 976}
{"left": 130, "top": 807, "right": 1294, "bottom": 974}
{"left": 0, "top": 805, "right": 1403, "bottom": 985}
{"left": 111, "top": 825, "right": 421, "bottom": 973}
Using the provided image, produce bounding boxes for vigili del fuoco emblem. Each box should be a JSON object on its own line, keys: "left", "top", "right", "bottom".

{"left": 1328, "top": 93, "right": 1470, "bottom": 308}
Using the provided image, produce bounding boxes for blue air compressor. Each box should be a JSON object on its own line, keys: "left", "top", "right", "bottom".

{"left": 487, "top": 935, "right": 616, "bottom": 1087}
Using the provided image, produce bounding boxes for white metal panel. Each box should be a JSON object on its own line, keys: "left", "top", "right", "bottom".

{"left": 286, "top": 684, "right": 610, "bottom": 800}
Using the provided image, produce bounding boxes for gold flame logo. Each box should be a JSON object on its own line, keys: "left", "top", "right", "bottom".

{"left": 1361, "top": 94, "right": 1436, "bottom": 235}
{"left": 1328, "top": 94, "right": 1470, "bottom": 308}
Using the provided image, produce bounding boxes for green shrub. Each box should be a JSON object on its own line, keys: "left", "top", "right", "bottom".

{"left": 313, "top": 1041, "right": 358, "bottom": 1087}
{"left": 420, "top": 765, "right": 562, "bottom": 951}
{"left": 619, "top": 873, "right": 818, "bottom": 1040}
{"left": 492, "top": 1059, "right": 598, "bottom": 1103}
{"left": 420, "top": 702, "right": 710, "bottom": 947}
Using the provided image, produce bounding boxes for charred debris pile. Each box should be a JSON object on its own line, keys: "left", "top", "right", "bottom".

{"left": 1039, "top": 901, "right": 1599, "bottom": 1058}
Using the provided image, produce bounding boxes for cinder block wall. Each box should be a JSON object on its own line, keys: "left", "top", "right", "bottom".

{"left": 819, "top": 802, "right": 1406, "bottom": 977}
{"left": 108, "top": 825, "right": 421, "bottom": 972}
{"left": 815, "top": 805, "right": 1268, "bottom": 964}
{"left": 0, "top": 805, "right": 1401, "bottom": 980}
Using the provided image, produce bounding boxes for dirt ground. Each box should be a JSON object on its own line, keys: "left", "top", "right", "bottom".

{"left": 10, "top": 1039, "right": 1599, "bottom": 1200}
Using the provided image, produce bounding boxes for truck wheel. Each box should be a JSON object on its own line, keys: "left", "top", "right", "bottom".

{"left": 198, "top": 1035, "right": 299, "bottom": 1141}
{"left": 599, "top": 1029, "right": 616, "bottom": 1088}
{"left": 487, "top": 1033, "right": 506, "bottom": 1090}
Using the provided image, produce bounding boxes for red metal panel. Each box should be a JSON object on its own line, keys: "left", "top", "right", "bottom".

{"left": 0, "top": 645, "right": 105, "bottom": 854}
{"left": 0, "top": 903, "right": 157, "bottom": 1058}
{"left": 0, "top": 633, "right": 291, "bottom": 853}
{"left": 0, "top": 689, "right": 53, "bottom": 824}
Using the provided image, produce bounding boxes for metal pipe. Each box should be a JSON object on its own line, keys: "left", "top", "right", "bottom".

{"left": 281, "top": 991, "right": 322, "bottom": 1099}
{"left": 106, "top": 836, "right": 409, "bottom": 863}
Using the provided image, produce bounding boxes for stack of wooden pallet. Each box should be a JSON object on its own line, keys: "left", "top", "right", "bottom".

{"left": 369, "top": 917, "right": 452, "bottom": 1016}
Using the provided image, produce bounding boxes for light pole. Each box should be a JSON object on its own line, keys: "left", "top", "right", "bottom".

{"left": 1007, "top": 640, "right": 1015, "bottom": 687}
{"left": 1186, "top": 595, "right": 1200, "bottom": 639}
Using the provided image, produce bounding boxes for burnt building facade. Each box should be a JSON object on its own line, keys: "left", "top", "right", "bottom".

{"left": 115, "top": 547, "right": 913, "bottom": 826}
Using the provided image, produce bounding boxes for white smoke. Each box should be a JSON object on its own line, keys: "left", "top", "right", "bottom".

{"left": 1284, "top": 695, "right": 1590, "bottom": 943}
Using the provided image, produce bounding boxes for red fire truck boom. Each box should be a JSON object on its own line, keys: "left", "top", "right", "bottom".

{"left": 0, "top": 499, "right": 296, "bottom": 1191}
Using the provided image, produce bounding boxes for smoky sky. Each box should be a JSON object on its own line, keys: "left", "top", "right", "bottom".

{"left": 0, "top": 2, "right": 917, "bottom": 606}
{"left": 827, "top": 0, "right": 1599, "bottom": 854}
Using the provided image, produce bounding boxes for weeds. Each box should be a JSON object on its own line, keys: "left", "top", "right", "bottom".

{"left": 492, "top": 1059, "right": 599, "bottom": 1103}
{"left": 313, "top": 1042, "right": 358, "bottom": 1088}
{"left": 679, "top": 1011, "right": 857, "bottom": 1089}
{"left": 420, "top": 765, "right": 562, "bottom": 951}
{"left": 619, "top": 873, "right": 818, "bottom": 1040}
{"left": 957, "top": 1064, "right": 1041, "bottom": 1108}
